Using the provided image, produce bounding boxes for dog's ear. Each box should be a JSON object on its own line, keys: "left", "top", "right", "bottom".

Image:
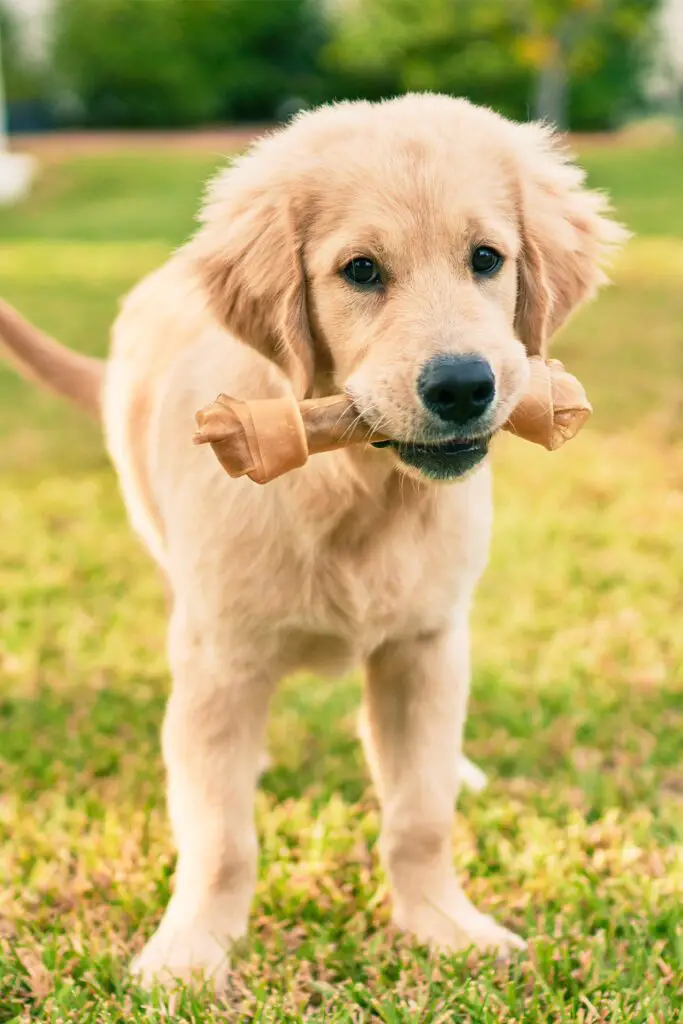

{"left": 190, "top": 156, "right": 314, "bottom": 399}
{"left": 512, "top": 122, "right": 629, "bottom": 357}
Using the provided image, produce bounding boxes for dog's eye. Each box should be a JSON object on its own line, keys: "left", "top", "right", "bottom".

{"left": 471, "top": 246, "right": 503, "bottom": 277}
{"left": 342, "top": 257, "right": 382, "bottom": 288}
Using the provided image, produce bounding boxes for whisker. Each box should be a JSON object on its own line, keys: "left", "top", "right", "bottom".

{"left": 328, "top": 401, "right": 361, "bottom": 443}
{"left": 339, "top": 411, "right": 365, "bottom": 445}
{"left": 368, "top": 411, "right": 390, "bottom": 439}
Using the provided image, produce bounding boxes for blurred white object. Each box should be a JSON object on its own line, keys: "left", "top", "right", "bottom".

{"left": 0, "top": 18, "right": 38, "bottom": 205}
{"left": 459, "top": 756, "right": 488, "bottom": 793}
{"left": 0, "top": 151, "right": 37, "bottom": 204}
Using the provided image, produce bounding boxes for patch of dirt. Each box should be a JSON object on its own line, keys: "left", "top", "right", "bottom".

{"left": 10, "top": 120, "right": 675, "bottom": 164}
{"left": 10, "top": 126, "right": 270, "bottom": 161}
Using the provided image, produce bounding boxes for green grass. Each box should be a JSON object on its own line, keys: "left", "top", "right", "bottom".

{"left": 1, "top": 138, "right": 682, "bottom": 1022}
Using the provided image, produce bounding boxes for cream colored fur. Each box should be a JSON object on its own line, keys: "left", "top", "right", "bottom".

{"left": 0, "top": 94, "right": 626, "bottom": 991}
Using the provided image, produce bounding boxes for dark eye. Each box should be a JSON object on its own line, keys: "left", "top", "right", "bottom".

{"left": 342, "top": 257, "right": 382, "bottom": 288}
{"left": 471, "top": 246, "right": 503, "bottom": 277}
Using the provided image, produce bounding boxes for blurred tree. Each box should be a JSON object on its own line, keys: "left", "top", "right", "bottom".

{"left": 0, "top": 1, "right": 47, "bottom": 105}
{"left": 38, "top": 0, "right": 659, "bottom": 130}
{"left": 177, "top": 0, "right": 329, "bottom": 122}
{"left": 327, "top": 0, "right": 657, "bottom": 130}
{"left": 53, "top": 0, "right": 215, "bottom": 127}
{"left": 647, "top": 0, "right": 683, "bottom": 119}
{"left": 325, "top": 0, "right": 533, "bottom": 121}
{"left": 52, "top": 0, "right": 328, "bottom": 127}
{"left": 521, "top": 0, "right": 657, "bottom": 129}
{"left": 0, "top": 1, "right": 52, "bottom": 131}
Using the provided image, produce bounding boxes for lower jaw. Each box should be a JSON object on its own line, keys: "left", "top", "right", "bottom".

{"left": 373, "top": 438, "right": 490, "bottom": 481}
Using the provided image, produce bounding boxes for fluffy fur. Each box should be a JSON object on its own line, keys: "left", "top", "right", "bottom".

{"left": 0, "top": 94, "right": 627, "bottom": 990}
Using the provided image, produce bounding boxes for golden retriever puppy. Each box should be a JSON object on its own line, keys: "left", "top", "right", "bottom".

{"left": 0, "top": 94, "right": 626, "bottom": 990}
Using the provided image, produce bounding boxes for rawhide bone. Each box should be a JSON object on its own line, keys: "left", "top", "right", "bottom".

{"left": 193, "top": 356, "right": 591, "bottom": 485}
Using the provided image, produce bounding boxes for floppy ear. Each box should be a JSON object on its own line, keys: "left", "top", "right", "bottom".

{"left": 513, "top": 122, "right": 629, "bottom": 357}
{"left": 190, "top": 158, "right": 315, "bottom": 399}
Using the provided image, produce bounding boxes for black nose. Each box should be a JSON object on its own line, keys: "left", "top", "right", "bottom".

{"left": 418, "top": 355, "right": 495, "bottom": 426}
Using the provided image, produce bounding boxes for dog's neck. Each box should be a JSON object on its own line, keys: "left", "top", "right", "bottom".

{"left": 293, "top": 441, "right": 437, "bottom": 554}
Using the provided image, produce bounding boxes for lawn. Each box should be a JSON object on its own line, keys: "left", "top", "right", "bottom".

{"left": 0, "top": 134, "right": 682, "bottom": 1022}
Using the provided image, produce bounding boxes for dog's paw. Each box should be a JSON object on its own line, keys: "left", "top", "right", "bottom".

{"left": 396, "top": 899, "right": 525, "bottom": 961}
{"left": 130, "top": 921, "right": 234, "bottom": 992}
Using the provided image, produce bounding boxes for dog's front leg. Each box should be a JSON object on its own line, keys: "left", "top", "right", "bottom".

{"left": 131, "top": 609, "right": 276, "bottom": 991}
{"left": 362, "top": 617, "right": 524, "bottom": 958}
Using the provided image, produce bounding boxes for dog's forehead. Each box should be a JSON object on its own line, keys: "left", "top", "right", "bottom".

{"left": 299, "top": 109, "right": 518, "bottom": 233}
{"left": 306, "top": 133, "right": 519, "bottom": 262}
{"left": 322, "top": 121, "right": 514, "bottom": 196}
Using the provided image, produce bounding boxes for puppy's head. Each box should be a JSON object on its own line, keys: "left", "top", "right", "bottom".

{"left": 192, "top": 95, "right": 627, "bottom": 482}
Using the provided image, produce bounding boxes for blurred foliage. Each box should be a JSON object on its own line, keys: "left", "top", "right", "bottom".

{"left": 325, "top": 0, "right": 533, "bottom": 121}
{"left": 327, "top": 0, "right": 657, "bottom": 130}
{"left": 50, "top": 0, "right": 328, "bottom": 127}
{"left": 0, "top": 0, "right": 662, "bottom": 130}
{"left": 528, "top": 0, "right": 658, "bottom": 128}
{"left": 0, "top": 2, "right": 48, "bottom": 103}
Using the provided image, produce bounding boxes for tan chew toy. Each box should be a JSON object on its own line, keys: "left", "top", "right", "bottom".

{"left": 193, "top": 357, "right": 591, "bottom": 485}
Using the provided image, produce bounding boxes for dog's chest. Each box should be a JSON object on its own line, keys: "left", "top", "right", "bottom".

{"left": 284, "top": 469, "right": 493, "bottom": 654}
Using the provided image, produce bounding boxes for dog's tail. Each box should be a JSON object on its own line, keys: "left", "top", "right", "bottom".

{"left": 0, "top": 297, "right": 104, "bottom": 418}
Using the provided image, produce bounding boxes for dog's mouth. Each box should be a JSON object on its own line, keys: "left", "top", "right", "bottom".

{"left": 372, "top": 435, "right": 490, "bottom": 480}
